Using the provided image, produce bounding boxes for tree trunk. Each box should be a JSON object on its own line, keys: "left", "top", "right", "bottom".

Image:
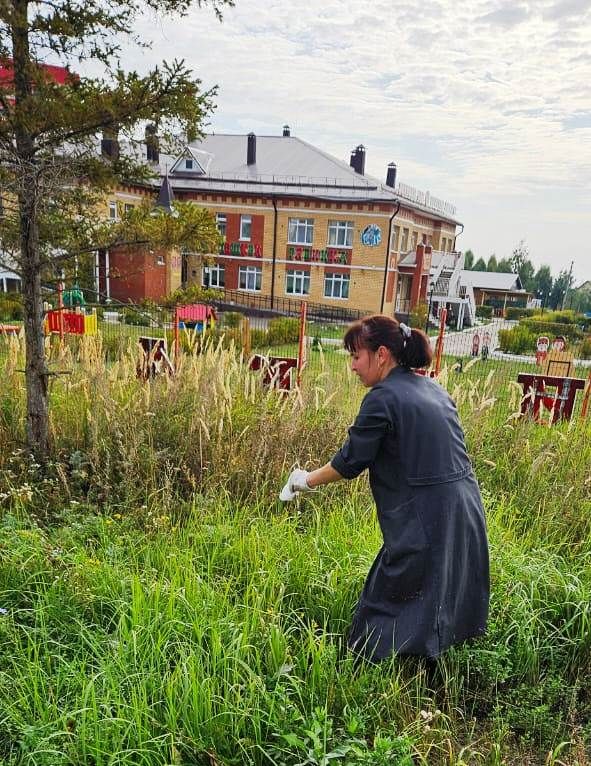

{"left": 12, "top": 0, "right": 51, "bottom": 458}
{"left": 21, "top": 216, "right": 50, "bottom": 458}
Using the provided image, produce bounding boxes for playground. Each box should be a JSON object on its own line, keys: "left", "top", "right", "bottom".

{"left": 2, "top": 288, "right": 591, "bottom": 425}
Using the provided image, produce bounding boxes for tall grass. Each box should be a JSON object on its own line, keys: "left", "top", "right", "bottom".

{"left": 1, "top": 335, "right": 591, "bottom": 764}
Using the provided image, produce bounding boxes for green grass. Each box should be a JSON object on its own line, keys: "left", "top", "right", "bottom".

{"left": 1, "top": 336, "right": 591, "bottom": 764}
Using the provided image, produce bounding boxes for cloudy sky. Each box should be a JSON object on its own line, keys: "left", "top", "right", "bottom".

{"left": 128, "top": 0, "right": 591, "bottom": 282}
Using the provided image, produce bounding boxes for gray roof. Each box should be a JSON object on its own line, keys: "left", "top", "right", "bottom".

{"left": 460, "top": 270, "right": 524, "bottom": 291}
{"left": 150, "top": 133, "right": 460, "bottom": 224}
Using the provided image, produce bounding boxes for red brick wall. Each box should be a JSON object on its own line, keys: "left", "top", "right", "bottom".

{"left": 386, "top": 271, "right": 395, "bottom": 302}
{"left": 108, "top": 248, "right": 167, "bottom": 302}
{"left": 217, "top": 213, "right": 266, "bottom": 291}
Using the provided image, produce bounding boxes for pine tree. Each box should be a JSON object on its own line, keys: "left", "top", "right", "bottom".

{"left": 0, "top": 0, "right": 232, "bottom": 457}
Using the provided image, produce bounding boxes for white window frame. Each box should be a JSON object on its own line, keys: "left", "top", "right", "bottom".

{"left": 108, "top": 201, "right": 118, "bottom": 220}
{"left": 239, "top": 265, "right": 261, "bottom": 292}
{"left": 185, "top": 158, "right": 193, "bottom": 170}
{"left": 327, "top": 220, "right": 353, "bottom": 248}
{"left": 401, "top": 228, "right": 409, "bottom": 251}
{"left": 324, "top": 272, "right": 350, "bottom": 300}
{"left": 202, "top": 263, "right": 225, "bottom": 289}
{"left": 391, "top": 225, "right": 400, "bottom": 251}
{"left": 240, "top": 215, "right": 252, "bottom": 241}
{"left": 288, "top": 218, "right": 314, "bottom": 245}
{"left": 216, "top": 213, "right": 227, "bottom": 239}
{"left": 285, "top": 269, "right": 310, "bottom": 296}
{"left": 124, "top": 203, "right": 135, "bottom": 214}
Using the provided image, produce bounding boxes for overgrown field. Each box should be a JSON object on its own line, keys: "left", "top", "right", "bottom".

{"left": 0, "top": 336, "right": 590, "bottom": 765}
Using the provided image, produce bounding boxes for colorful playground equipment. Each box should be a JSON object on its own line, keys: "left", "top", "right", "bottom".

{"left": 45, "top": 307, "right": 97, "bottom": 336}
{"left": 175, "top": 304, "right": 217, "bottom": 332}
{"left": 518, "top": 336, "right": 587, "bottom": 424}
{"left": 44, "top": 283, "right": 97, "bottom": 337}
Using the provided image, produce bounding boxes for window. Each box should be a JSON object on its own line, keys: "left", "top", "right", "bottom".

{"left": 216, "top": 213, "right": 227, "bottom": 239}
{"left": 288, "top": 218, "right": 314, "bottom": 245}
{"left": 327, "top": 220, "right": 353, "bottom": 248}
{"left": 411, "top": 231, "right": 418, "bottom": 250}
{"left": 156, "top": 254, "right": 165, "bottom": 266}
{"left": 391, "top": 225, "right": 400, "bottom": 250}
{"left": 202, "top": 264, "right": 225, "bottom": 289}
{"left": 124, "top": 203, "right": 134, "bottom": 214}
{"left": 324, "top": 272, "right": 350, "bottom": 299}
{"left": 239, "top": 265, "right": 261, "bottom": 292}
{"left": 285, "top": 269, "right": 310, "bottom": 296}
{"left": 441, "top": 237, "right": 447, "bottom": 251}
{"left": 401, "top": 228, "right": 409, "bottom": 251}
{"left": 185, "top": 159, "right": 193, "bottom": 170}
{"left": 108, "top": 201, "right": 118, "bottom": 220}
{"left": 240, "top": 215, "right": 252, "bottom": 241}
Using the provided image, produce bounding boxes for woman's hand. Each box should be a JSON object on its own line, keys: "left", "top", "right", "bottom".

{"left": 279, "top": 468, "right": 314, "bottom": 501}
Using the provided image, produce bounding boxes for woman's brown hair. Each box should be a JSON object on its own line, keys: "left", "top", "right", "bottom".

{"left": 343, "top": 314, "right": 433, "bottom": 369}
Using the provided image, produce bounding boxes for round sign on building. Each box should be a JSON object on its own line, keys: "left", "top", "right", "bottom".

{"left": 361, "top": 224, "right": 382, "bottom": 247}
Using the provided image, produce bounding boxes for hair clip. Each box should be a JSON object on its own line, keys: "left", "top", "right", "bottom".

{"left": 399, "top": 322, "right": 412, "bottom": 339}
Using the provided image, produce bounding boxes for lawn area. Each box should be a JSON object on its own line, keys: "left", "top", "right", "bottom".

{"left": 1, "top": 337, "right": 591, "bottom": 764}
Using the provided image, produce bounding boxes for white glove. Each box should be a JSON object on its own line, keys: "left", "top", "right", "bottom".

{"left": 279, "top": 468, "right": 314, "bottom": 501}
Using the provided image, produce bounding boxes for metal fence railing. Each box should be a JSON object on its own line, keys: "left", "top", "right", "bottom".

{"left": 3, "top": 296, "right": 590, "bottom": 421}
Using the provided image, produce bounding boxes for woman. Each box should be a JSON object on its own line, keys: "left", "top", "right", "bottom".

{"left": 280, "top": 315, "right": 489, "bottom": 662}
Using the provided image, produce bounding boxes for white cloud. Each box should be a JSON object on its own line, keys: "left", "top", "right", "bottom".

{"left": 104, "top": 0, "right": 591, "bottom": 279}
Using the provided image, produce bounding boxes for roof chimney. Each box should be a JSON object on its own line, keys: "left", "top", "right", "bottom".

{"left": 101, "top": 126, "right": 119, "bottom": 161}
{"left": 247, "top": 132, "right": 256, "bottom": 165}
{"left": 386, "top": 162, "right": 397, "bottom": 188}
{"left": 282, "top": 124, "right": 291, "bottom": 137}
{"left": 145, "top": 123, "right": 159, "bottom": 163}
{"left": 349, "top": 144, "right": 365, "bottom": 175}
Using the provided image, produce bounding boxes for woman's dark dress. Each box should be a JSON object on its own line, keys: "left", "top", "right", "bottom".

{"left": 331, "top": 366, "right": 489, "bottom": 661}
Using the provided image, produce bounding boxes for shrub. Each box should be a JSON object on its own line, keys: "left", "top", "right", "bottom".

{"left": 521, "top": 319, "right": 583, "bottom": 341}
{"left": 577, "top": 336, "right": 591, "bottom": 359}
{"left": 221, "top": 311, "right": 244, "bottom": 329}
{"left": 0, "top": 293, "right": 23, "bottom": 321}
{"left": 476, "top": 305, "right": 494, "bottom": 319}
{"left": 409, "top": 302, "right": 428, "bottom": 330}
{"left": 250, "top": 328, "right": 268, "bottom": 348}
{"left": 536, "top": 309, "right": 579, "bottom": 324}
{"left": 505, "top": 307, "right": 536, "bottom": 320}
{"left": 267, "top": 317, "right": 300, "bottom": 345}
{"left": 123, "top": 309, "right": 151, "bottom": 327}
{"left": 498, "top": 326, "right": 538, "bottom": 354}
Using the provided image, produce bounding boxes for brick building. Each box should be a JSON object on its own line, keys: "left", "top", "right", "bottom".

{"left": 99, "top": 128, "right": 461, "bottom": 316}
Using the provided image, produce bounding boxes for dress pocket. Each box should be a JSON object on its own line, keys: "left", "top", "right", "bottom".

{"left": 377, "top": 499, "right": 429, "bottom": 601}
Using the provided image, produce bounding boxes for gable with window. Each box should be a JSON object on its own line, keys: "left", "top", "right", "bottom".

{"left": 288, "top": 218, "right": 314, "bottom": 245}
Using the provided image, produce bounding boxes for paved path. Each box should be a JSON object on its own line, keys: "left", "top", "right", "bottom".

{"left": 430, "top": 319, "right": 510, "bottom": 358}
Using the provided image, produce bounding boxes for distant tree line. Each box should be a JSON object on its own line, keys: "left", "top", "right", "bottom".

{"left": 463, "top": 241, "right": 588, "bottom": 312}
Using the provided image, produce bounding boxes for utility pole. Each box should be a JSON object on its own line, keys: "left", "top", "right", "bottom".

{"left": 562, "top": 260, "right": 574, "bottom": 310}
